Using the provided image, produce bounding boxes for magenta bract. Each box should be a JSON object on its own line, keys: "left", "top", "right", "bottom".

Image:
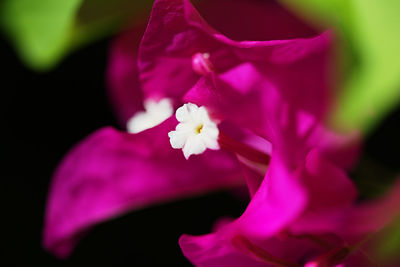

{"left": 43, "top": 119, "right": 242, "bottom": 258}
{"left": 42, "top": 0, "right": 379, "bottom": 265}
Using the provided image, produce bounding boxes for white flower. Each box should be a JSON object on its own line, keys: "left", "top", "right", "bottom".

{"left": 168, "top": 103, "right": 219, "bottom": 159}
{"left": 127, "top": 98, "right": 173, "bottom": 134}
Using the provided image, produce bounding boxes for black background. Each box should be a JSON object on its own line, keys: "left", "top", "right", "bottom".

{"left": 2, "top": 31, "right": 400, "bottom": 266}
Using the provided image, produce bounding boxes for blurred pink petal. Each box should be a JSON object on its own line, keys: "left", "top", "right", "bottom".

{"left": 107, "top": 23, "right": 146, "bottom": 124}
{"left": 43, "top": 119, "right": 242, "bottom": 258}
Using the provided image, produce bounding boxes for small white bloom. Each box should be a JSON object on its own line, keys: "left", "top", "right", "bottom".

{"left": 127, "top": 98, "right": 173, "bottom": 134}
{"left": 168, "top": 103, "right": 219, "bottom": 159}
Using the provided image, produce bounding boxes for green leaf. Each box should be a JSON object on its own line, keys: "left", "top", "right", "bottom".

{"left": 0, "top": 0, "right": 82, "bottom": 70}
{"left": 279, "top": 0, "right": 400, "bottom": 134}
{"left": 0, "top": 0, "right": 152, "bottom": 71}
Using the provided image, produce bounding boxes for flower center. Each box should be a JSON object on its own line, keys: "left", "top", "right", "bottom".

{"left": 127, "top": 98, "right": 173, "bottom": 134}
{"left": 191, "top": 52, "right": 214, "bottom": 75}
{"left": 196, "top": 124, "right": 204, "bottom": 134}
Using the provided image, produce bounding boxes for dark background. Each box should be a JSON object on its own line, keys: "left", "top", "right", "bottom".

{"left": 2, "top": 32, "right": 400, "bottom": 266}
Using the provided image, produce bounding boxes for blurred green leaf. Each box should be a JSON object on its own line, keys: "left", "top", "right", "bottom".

{"left": 279, "top": 0, "right": 400, "bottom": 134}
{"left": 374, "top": 216, "right": 400, "bottom": 263}
{"left": 0, "top": 0, "right": 152, "bottom": 71}
{"left": 0, "top": 0, "right": 81, "bottom": 70}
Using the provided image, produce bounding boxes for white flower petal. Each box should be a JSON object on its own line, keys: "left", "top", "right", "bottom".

{"left": 168, "top": 130, "right": 187, "bottom": 149}
{"left": 127, "top": 98, "right": 173, "bottom": 134}
{"left": 203, "top": 125, "right": 219, "bottom": 139}
{"left": 201, "top": 133, "right": 220, "bottom": 150}
{"left": 175, "top": 104, "right": 191, "bottom": 122}
{"left": 176, "top": 122, "right": 195, "bottom": 133}
{"left": 183, "top": 135, "right": 207, "bottom": 159}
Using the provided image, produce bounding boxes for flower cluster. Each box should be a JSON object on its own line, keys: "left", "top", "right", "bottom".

{"left": 43, "top": 0, "right": 400, "bottom": 265}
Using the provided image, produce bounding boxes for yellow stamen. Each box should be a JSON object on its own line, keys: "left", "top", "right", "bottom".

{"left": 196, "top": 124, "right": 204, "bottom": 134}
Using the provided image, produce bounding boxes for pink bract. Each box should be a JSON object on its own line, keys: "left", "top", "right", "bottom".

{"left": 131, "top": 0, "right": 398, "bottom": 266}
{"left": 43, "top": 0, "right": 366, "bottom": 263}
{"left": 43, "top": 119, "right": 243, "bottom": 258}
